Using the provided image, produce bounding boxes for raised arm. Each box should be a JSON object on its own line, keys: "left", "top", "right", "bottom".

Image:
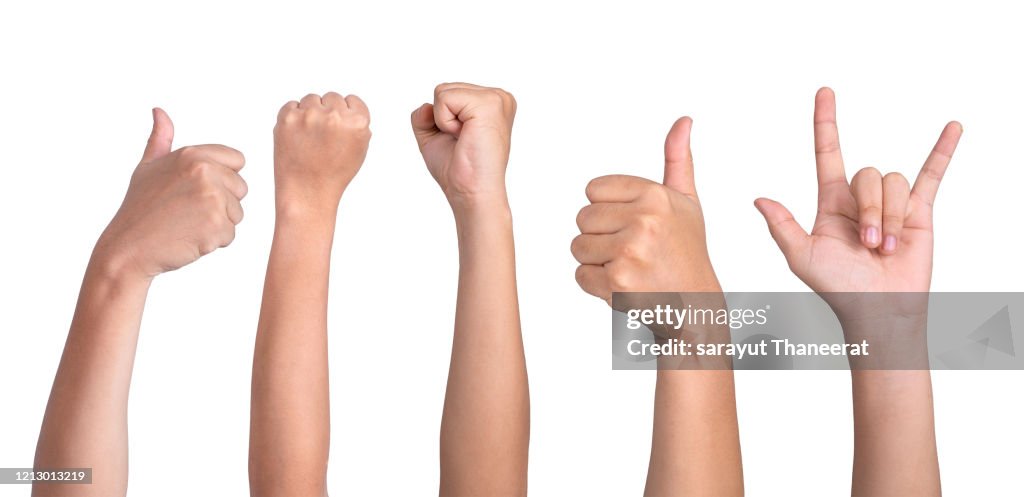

{"left": 34, "top": 109, "right": 247, "bottom": 496}
{"left": 411, "top": 83, "right": 529, "bottom": 497}
{"left": 571, "top": 117, "right": 744, "bottom": 497}
{"left": 249, "top": 93, "right": 370, "bottom": 497}
{"left": 755, "top": 87, "right": 962, "bottom": 496}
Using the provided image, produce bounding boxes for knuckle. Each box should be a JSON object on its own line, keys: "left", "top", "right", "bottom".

{"left": 323, "top": 111, "right": 343, "bottom": 127}
{"left": 482, "top": 89, "right": 505, "bottom": 106}
{"left": 860, "top": 205, "right": 882, "bottom": 217}
{"left": 178, "top": 145, "right": 199, "bottom": 160}
{"left": 278, "top": 102, "right": 298, "bottom": 118}
{"left": 346, "top": 112, "right": 371, "bottom": 130}
{"left": 919, "top": 166, "right": 943, "bottom": 182}
{"left": 884, "top": 172, "right": 909, "bottom": 188}
{"left": 187, "top": 160, "right": 212, "bottom": 178}
{"left": 606, "top": 266, "right": 632, "bottom": 292}
{"left": 618, "top": 242, "right": 642, "bottom": 261}
{"left": 855, "top": 166, "right": 882, "bottom": 180}
{"left": 281, "top": 110, "right": 299, "bottom": 126}
{"left": 204, "top": 207, "right": 224, "bottom": 228}
{"left": 199, "top": 191, "right": 222, "bottom": 213}
{"left": 488, "top": 87, "right": 516, "bottom": 107}
{"left": 634, "top": 214, "right": 661, "bottom": 235}
{"left": 302, "top": 110, "right": 322, "bottom": 125}
{"left": 882, "top": 214, "right": 904, "bottom": 226}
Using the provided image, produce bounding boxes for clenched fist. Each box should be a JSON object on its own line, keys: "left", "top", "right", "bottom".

{"left": 94, "top": 108, "right": 247, "bottom": 279}
{"left": 572, "top": 117, "right": 721, "bottom": 305}
{"left": 274, "top": 92, "right": 371, "bottom": 211}
{"left": 411, "top": 83, "right": 516, "bottom": 207}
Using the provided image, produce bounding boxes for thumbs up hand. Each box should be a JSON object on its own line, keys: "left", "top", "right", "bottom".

{"left": 571, "top": 117, "right": 721, "bottom": 305}
{"left": 93, "top": 108, "right": 247, "bottom": 280}
{"left": 411, "top": 83, "right": 516, "bottom": 210}
{"left": 754, "top": 88, "right": 962, "bottom": 295}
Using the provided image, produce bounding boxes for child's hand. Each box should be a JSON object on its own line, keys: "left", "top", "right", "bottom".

{"left": 754, "top": 88, "right": 962, "bottom": 295}
{"left": 94, "top": 108, "right": 247, "bottom": 280}
{"left": 571, "top": 117, "right": 721, "bottom": 306}
{"left": 274, "top": 92, "right": 371, "bottom": 212}
{"left": 411, "top": 83, "right": 516, "bottom": 209}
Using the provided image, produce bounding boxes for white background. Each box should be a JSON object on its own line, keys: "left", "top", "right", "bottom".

{"left": 1, "top": 1, "right": 1022, "bottom": 495}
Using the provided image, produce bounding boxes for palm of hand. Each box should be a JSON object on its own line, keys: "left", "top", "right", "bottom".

{"left": 797, "top": 184, "right": 934, "bottom": 293}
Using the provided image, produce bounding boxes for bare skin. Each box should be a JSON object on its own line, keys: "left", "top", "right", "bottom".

{"left": 411, "top": 82, "right": 530, "bottom": 497}
{"left": 248, "top": 92, "right": 371, "bottom": 497}
{"left": 33, "top": 109, "right": 247, "bottom": 497}
{"left": 571, "top": 117, "right": 744, "bottom": 497}
{"left": 755, "top": 87, "right": 962, "bottom": 497}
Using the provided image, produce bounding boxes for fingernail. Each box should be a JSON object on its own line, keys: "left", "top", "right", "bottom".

{"left": 883, "top": 235, "right": 897, "bottom": 252}
{"left": 865, "top": 227, "right": 880, "bottom": 246}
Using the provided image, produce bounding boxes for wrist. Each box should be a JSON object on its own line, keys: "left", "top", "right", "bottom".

{"left": 275, "top": 194, "right": 341, "bottom": 225}
{"left": 840, "top": 314, "right": 930, "bottom": 370}
{"left": 681, "top": 266, "right": 723, "bottom": 294}
{"left": 86, "top": 243, "right": 154, "bottom": 292}
{"left": 448, "top": 192, "right": 511, "bottom": 222}
{"left": 274, "top": 177, "right": 347, "bottom": 215}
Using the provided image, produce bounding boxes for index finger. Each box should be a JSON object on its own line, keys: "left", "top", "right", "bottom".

{"left": 813, "top": 87, "right": 848, "bottom": 190}
{"left": 585, "top": 175, "right": 658, "bottom": 203}
{"left": 435, "top": 82, "right": 489, "bottom": 93}
{"left": 433, "top": 86, "right": 513, "bottom": 135}
{"left": 182, "top": 144, "right": 246, "bottom": 171}
{"left": 911, "top": 121, "right": 963, "bottom": 207}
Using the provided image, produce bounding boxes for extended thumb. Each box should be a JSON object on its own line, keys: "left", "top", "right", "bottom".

{"left": 141, "top": 108, "right": 174, "bottom": 162}
{"left": 753, "top": 198, "right": 810, "bottom": 261}
{"left": 662, "top": 116, "right": 697, "bottom": 195}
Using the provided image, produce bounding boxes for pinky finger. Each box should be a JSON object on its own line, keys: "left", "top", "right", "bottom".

{"left": 345, "top": 95, "right": 370, "bottom": 116}
{"left": 912, "top": 121, "right": 963, "bottom": 207}
{"left": 216, "top": 222, "right": 237, "bottom": 249}
{"left": 277, "top": 100, "right": 299, "bottom": 121}
{"left": 575, "top": 264, "right": 611, "bottom": 304}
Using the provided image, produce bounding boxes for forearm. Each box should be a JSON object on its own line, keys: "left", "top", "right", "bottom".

{"left": 34, "top": 251, "right": 152, "bottom": 497}
{"left": 645, "top": 368, "right": 743, "bottom": 497}
{"left": 851, "top": 370, "right": 939, "bottom": 497}
{"left": 249, "top": 205, "right": 336, "bottom": 497}
{"left": 841, "top": 312, "right": 939, "bottom": 496}
{"left": 439, "top": 196, "right": 529, "bottom": 497}
{"left": 643, "top": 291, "right": 742, "bottom": 497}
